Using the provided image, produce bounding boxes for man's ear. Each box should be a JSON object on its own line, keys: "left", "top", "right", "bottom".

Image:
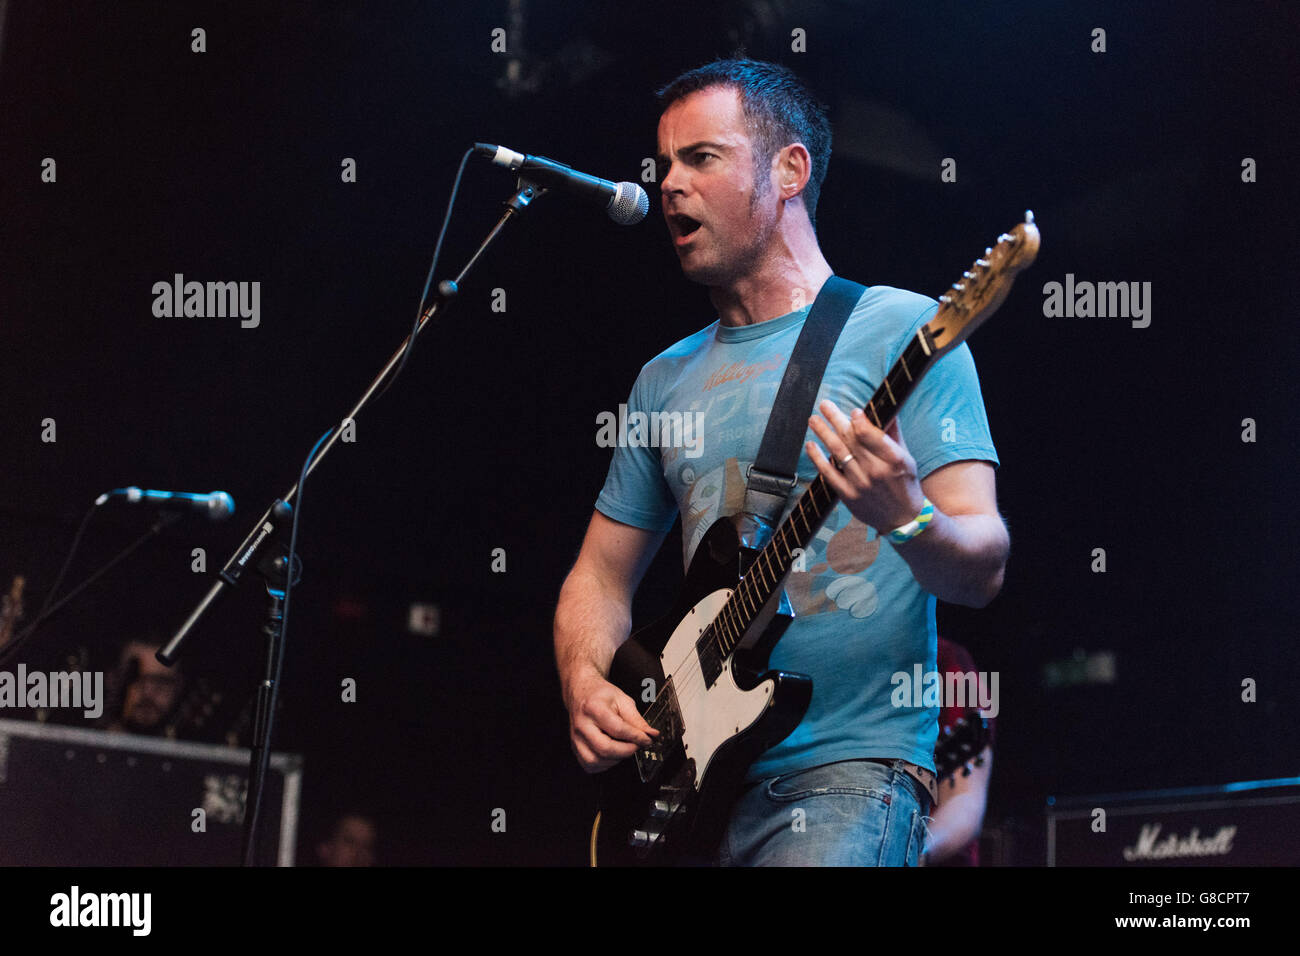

{"left": 776, "top": 142, "right": 812, "bottom": 201}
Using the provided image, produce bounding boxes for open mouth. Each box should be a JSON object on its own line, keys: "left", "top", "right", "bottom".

{"left": 668, "top": 213, "right": 702, "bottom": 242}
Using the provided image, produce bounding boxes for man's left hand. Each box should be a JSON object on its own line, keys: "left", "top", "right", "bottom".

{"left": 805, "top": 399, "right": 925, "bottom": 534}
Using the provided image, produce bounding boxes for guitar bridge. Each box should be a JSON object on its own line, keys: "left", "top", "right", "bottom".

{"left": 634, "top": 679, "right": 683, "bottom": 784}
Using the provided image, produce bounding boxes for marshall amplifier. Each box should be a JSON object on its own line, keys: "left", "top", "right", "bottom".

{"left": 0, "top": 717, "right": 302, "bottom": 866}
{"left": 1046, "top": 776, "right": 1300, "bottom": 866}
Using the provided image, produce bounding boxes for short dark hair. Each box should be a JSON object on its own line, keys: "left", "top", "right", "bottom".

{"left": 657, "top": 59, "right": 832, "bottom": 226}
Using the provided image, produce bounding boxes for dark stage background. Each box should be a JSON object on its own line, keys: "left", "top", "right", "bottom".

{"left": 0, "top": 0, "right": 1296, "bottom": 866}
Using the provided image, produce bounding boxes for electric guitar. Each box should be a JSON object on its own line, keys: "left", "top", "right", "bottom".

{"left": 589, "top": 214, "right": 1039, "bottom": 866}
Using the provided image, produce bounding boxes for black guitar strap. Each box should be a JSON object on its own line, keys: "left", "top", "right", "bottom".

{"left": 743, "top": 275, "right": 867, "bottom": 522}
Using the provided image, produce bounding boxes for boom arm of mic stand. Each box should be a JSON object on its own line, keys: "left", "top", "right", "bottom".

{"left": 160, "top": 179, "right": 547, "bottom": 667}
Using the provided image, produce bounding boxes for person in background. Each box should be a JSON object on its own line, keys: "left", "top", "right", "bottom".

{"left": 316, "top": 812, "right": 378, "bottom": 867}
{"left": 104, "top": 638, "right": 183, "bottom": 736}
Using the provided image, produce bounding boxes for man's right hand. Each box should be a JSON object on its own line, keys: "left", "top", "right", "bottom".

{"left": 565, "top": 671, "right": 659, "bottom": 773}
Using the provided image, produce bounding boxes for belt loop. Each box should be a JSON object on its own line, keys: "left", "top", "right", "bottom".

{"left": 895, "top": 759, "right": 939, "bottom": 806}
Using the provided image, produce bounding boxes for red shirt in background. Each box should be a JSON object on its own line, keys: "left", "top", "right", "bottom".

{"left": 934, "top": 636, "right": 997, "bottom": 866}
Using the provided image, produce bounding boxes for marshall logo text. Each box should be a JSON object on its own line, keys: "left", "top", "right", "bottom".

{"left": 1121, "top": 822, "right": 1236, "bottom": 861}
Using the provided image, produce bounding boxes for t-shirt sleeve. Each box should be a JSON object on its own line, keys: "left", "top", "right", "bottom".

{"left": 893, "top": 303, "right": 999, "bottom": 481}
{"left": 593, "top": 369, "right": 679, "bottom": 532}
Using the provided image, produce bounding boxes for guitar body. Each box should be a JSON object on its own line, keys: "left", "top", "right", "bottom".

{"left": 592, "top": 515, "right": 811, "bottom": 868}
{"left": 591, "top": 516, "right": 812, "bottom": 866}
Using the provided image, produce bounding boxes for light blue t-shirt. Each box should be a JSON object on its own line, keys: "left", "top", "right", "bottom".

{"left": 595, "top": 285, "right": 999, "bottom": 781}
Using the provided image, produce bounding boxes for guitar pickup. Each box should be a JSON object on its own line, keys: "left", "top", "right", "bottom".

{"left": 634, "top": 681, "right": 683, "bottom": 784}
{"left": 697, "top": 641, "right": 724, "bottom": 688}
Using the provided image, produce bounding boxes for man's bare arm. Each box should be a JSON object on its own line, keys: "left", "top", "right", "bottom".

{"left": 896, "top": 460, "right": 1009, "bottom": 608}
{"left": 554, "top": 510, "right": 667, "bottom": 772}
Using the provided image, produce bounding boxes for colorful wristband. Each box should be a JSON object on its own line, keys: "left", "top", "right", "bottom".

{"left": 887, "top": 498, "right": 935, "bottom": 544}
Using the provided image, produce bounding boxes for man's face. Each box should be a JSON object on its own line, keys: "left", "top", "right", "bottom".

{"left": 656, "top": 86, "right": 778, "bottom": 287}
{"left": 318, "top": 816, "right": 377, "bottom": 867}
{"left": 120, "top": 644, "right": 181, "bottom": 733}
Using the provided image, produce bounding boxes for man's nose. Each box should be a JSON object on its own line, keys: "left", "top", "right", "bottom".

{"left": 660, "top": 161, "right": 684, "bottom": 196}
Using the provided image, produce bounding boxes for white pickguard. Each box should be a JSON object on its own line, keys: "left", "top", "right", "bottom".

{"left": 661, "top": 588, "right": 774, "bottom": 790}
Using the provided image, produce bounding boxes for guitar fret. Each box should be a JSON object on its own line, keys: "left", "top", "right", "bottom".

{"left": 866, "top": 400, "right": 883, "bottom": 429}
{"left": 731, "top": 588, "right": 756, "bottom": 641}
{"left": 807, "top": 480, "right": 820, "bottom": 505}
{"left": 916, "top": 327, "right": 932, "bottom": 356}
{"left": 794, "top": 505, "right": 810, "bottom": 535}
{"left": 738, "top": 585, "right": 756, "bottom": 618}
{"left": 898, "top": 353, "right": 913, "bottom": 381}
{"left": 882, "top": 375, "right": 896, "bottom": 406}
{"left": 717, "top": 611, "right": 737, "bottom": 653}
{"left": 773, "top": 536, "right": 791, "bottom": 576}
{"left": 767, "top": 548, "right": 785, "bottom": 584}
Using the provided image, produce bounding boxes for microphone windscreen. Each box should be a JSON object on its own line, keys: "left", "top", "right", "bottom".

{"left": 609, "top": 182, "right": 650, "bottom": 225}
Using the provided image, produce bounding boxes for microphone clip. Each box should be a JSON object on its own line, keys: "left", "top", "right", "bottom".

{"left": 504, "top": 175, "right": 549, "bottom": 214}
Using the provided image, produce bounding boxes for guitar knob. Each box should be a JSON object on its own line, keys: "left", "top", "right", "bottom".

{"left": 628, "top": 829, "right": 662, "bottom": 848}
{"left": 650, "top": 799, "right": 672, "bottom": 818}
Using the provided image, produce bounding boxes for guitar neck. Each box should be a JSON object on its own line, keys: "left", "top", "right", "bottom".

{"left": 709, "top": 326, "right": 943, "bottom": 654}
{"left": 702, "top": 213, "right": 1039, "bottom": 658}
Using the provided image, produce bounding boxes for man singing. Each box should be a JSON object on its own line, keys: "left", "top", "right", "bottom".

{"left": 554, "top": 59, "right": 1008, "bottom": 865}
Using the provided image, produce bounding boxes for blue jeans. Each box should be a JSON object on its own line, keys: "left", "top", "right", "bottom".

{"left": 716, "top": 759, "right": 932, "bottom": 866}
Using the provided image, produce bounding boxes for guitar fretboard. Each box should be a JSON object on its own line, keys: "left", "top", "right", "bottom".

{"left": 698, "top": 322, "right": 942, "bottom": 665}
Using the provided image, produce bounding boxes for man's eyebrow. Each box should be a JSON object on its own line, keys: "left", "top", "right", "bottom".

{"left": 654, "top": 141, "right": 733, "bottom": 164}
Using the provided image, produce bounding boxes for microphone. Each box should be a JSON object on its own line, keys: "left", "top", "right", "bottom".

{"left": 95, "top": 487, "right": 235, "bottom": 521}
{"left": 473, "top": 143, "right": 649, "bottom": 225}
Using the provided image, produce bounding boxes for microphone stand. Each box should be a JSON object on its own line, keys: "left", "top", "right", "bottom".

{"left": 161, "top": 176, "right": 550, "bottom": 866}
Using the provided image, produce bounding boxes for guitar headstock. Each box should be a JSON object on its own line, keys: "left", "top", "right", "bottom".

{"left": 934, "top": 714, "right": 992, "bottom": 784}
{"left": 926, "top": 211, "right": 1041, "bottom": 357}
